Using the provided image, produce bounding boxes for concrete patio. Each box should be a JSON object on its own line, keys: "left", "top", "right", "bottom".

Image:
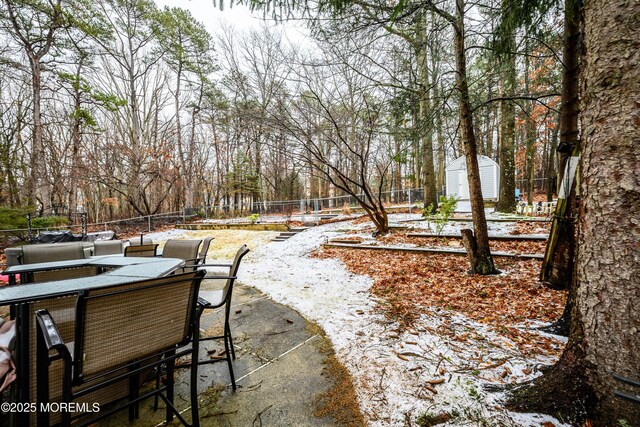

{"left": 103, "top": 276, "right": 345, "bottom": 426}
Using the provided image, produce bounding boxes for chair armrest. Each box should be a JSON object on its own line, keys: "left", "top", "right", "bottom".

{"left": 197, "top": 296, "right": 211, "bottom": 306}
{"left": 198, "top": 263, "right": 232, "bottom": 268}
{"left": 35, "top": 309, "right": 67, "bottom": 352}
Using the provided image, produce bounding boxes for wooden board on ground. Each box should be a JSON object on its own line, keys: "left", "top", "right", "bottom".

{"left": 407, "top": 233, "right": 548, "bottom": 241}
{"left": 322, "top": 243, "right": 544, "bottom": 260}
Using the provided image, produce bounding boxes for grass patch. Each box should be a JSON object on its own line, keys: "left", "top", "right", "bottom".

{"left": 314, "top": 353, "right": 366, "bottom": 427}
{"left": 305, "top": 320, "right": 365, "bottom": 427}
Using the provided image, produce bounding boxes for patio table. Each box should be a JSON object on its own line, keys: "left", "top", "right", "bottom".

{"left": 0, "top": 256, "right": 184, "bottom": 426}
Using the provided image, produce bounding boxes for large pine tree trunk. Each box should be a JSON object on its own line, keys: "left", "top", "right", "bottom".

{"left": 574, "top": 0, "right": 640, "bottom": 420}
{"left": 495, "top": 0, "right": 516, "bottom": 213}
{"left": 510, "top": 0, "right": 640, "bottom": 422}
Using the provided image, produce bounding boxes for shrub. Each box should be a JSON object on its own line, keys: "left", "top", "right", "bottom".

{"left": 423, "top": 196, "right": 458, "bottom": 235}
{"left": 31, "top": 216, "right": 69, "bottom": 229}
{"left": 247, "top": 213, "right": 260, "bottom": 224}
{"left": 0, "top": 207, "right": 30, "bottom": 230}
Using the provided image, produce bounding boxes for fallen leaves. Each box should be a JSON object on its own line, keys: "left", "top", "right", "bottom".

{"left": 378, "top": 231, "right": 547, "bottom": 254}
{"left": 314, "top": 246, "right": 567, "bottom": 357}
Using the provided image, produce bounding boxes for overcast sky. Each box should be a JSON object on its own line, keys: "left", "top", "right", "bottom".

{"left": 153, "top": 0, "right": 311, "bottom": 45}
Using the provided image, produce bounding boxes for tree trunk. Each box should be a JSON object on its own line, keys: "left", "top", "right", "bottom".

{"left": 524, "top": 39, "right": 536, "bottom": 207}
{"left": 510, "top": 0, "right": 640, "bottom": 423}
{"left": 541, "top": 0, "right": 581, "bottom": 289}
{"left": 546, "top": 122, "right": 558, "bottom": 202}
{"left": 69, "top": 57, "right": 85, "bottom": 217}
{"left": 453, "top": 0, "right": 496, "bottom": 275}
{"left": 572, "top": 0, "right": 640, "bottom": 419}
{"left": 29, "top": 58, "right": 51, "bottom": 210}
{"left": 460, "top": 228, "right": 478, "bottom": 273}
{"left": 417, "top": 35, "right": 437, "bottom": 211}
{"left": 495, "top": 10, "right": 516, "bottom": 213}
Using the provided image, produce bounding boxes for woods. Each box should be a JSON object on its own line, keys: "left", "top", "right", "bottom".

{"left": 0, "top": 0, "right": 638, "bottom": 424}
{"left": 1, "top": 0, "right": 563, "bottom": 223}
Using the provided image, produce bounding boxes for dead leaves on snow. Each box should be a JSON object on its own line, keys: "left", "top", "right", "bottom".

{"left": 314, "top": 247, "right": 566, "bottom": 357}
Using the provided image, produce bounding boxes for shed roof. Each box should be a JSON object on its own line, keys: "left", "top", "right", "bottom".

{"left": 445, "top": 155, "right": 498, "bottom": 171}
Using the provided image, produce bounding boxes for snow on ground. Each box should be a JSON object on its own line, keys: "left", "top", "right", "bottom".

{"left": 232, "top": 214, "right": 567, "bottom": 426}
{"left": 143, "top": 228, "right": 190, "bottom": 242}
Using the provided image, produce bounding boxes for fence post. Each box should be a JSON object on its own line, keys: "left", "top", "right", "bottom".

{"left": 27, "top": 213, "right": 34, "bottom": 243}
{"left": 81, "top": 212, "right": 87, "bottom": 237}
{"left": 408, "top": 190, "right": 412, "bottom": 213}
{"left": 183, "top": 208, "right": 186, "bottom": 224}
{"left": 147, "top": 216, "right": 151, "bottom": 232}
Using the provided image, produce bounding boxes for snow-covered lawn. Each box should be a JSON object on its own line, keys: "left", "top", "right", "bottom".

{"left": 148, "top": 215, "right": 565, "bottom": 426}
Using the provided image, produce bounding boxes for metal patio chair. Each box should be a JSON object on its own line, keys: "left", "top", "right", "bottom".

{"left": 93, "top": 240, "right": 124, "bottom": 256}
{"left": 161, "top": 239, "right": 202, "bottom": 272}
{"left": 35, "top": 271, "right": 205, "bottom": 427}
{"left": 194, "top": 244, "right": 250, "bottom": 390}
{"left": 20, "top": 243, "right": 97, "bottom": 283}
{"left": 127, "top": 237, "right": 153, "bottom": 246}
{"left": 124, "top": 243, "right": 158, "bottom": 257}
{"left": 197, "top": 236, "right": 214, "bottom": 265}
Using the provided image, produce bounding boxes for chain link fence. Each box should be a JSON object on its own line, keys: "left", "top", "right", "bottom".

{"left": 0, "top": 188, "right": 430, "bottom": 243}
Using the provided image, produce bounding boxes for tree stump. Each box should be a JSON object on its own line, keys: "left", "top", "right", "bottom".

{"left": 461, "top": 228, "right": 478, "bottom": 274}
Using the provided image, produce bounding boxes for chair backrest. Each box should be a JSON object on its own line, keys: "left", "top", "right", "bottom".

{"left": 93, "top": 240, "right": 124, "bottom": 256}
{"left": 223, "top": 245, "right": 250, "bottom": 298}
{"left": 197, "top": 237, "right": 214, "bottom": 264}
{"left": 124, "top": 243, "right": 158, "bottom": 257}
{"left": 74, "top": 271, "right": 204, "bottom": 379}
{"left": 31, "top": 267, "right": 98, "bottom": 284}
{"left": 21, "top": 242, "right": 86, "bottom": 264}
{"left": 162, "top": 239, "right": 202, "bottom": 264}
{"left": 127, "top": 237, "right": 153, "bottom": 246}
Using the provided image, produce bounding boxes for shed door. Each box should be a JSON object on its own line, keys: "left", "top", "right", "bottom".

{"left": 457, "top": 170, "right": 468, "bottom": 199}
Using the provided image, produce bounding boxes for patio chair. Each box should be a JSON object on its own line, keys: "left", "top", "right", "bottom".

{"left": 194, "top": 244, "right": 250, "bottom": 390}
{"left": 93, "top": 240, "right": 124, "bottom": 256}
{"left": 124, "top": 243, "right": 158, "bottom": 257}
{"left": 21, "top": 242, "right": 85, "bottom": 264}
{"left": 197, "top": 236, "right": 214, "bottom": 265}
{"left": 161, "top": 239, "right": 202, "bottom": 272}
{"left": 20, "top": 242, "right": 97, "bottom": 283}
{"left": 127, "top": 237, "right": 153, "bottom": 246}
{"left": 35, "top": 271, "right": 205, "bottom": 427}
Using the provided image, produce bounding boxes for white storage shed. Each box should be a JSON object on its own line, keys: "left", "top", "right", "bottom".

{"left": 445, "top": 155, "right": 500, "bottom": 204}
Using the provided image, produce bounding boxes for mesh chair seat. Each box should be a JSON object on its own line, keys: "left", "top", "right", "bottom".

{"left": 198, "top": 290, "right": 223, "bottom": 307}
{"left": 127, "top": 237, "right": 153, "bottom": 246}
{"left": 20, "top": 243, "right": 95, "bottom": 283}
{"left": 197, "top": 237, "right": 214, "bottom": 265}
